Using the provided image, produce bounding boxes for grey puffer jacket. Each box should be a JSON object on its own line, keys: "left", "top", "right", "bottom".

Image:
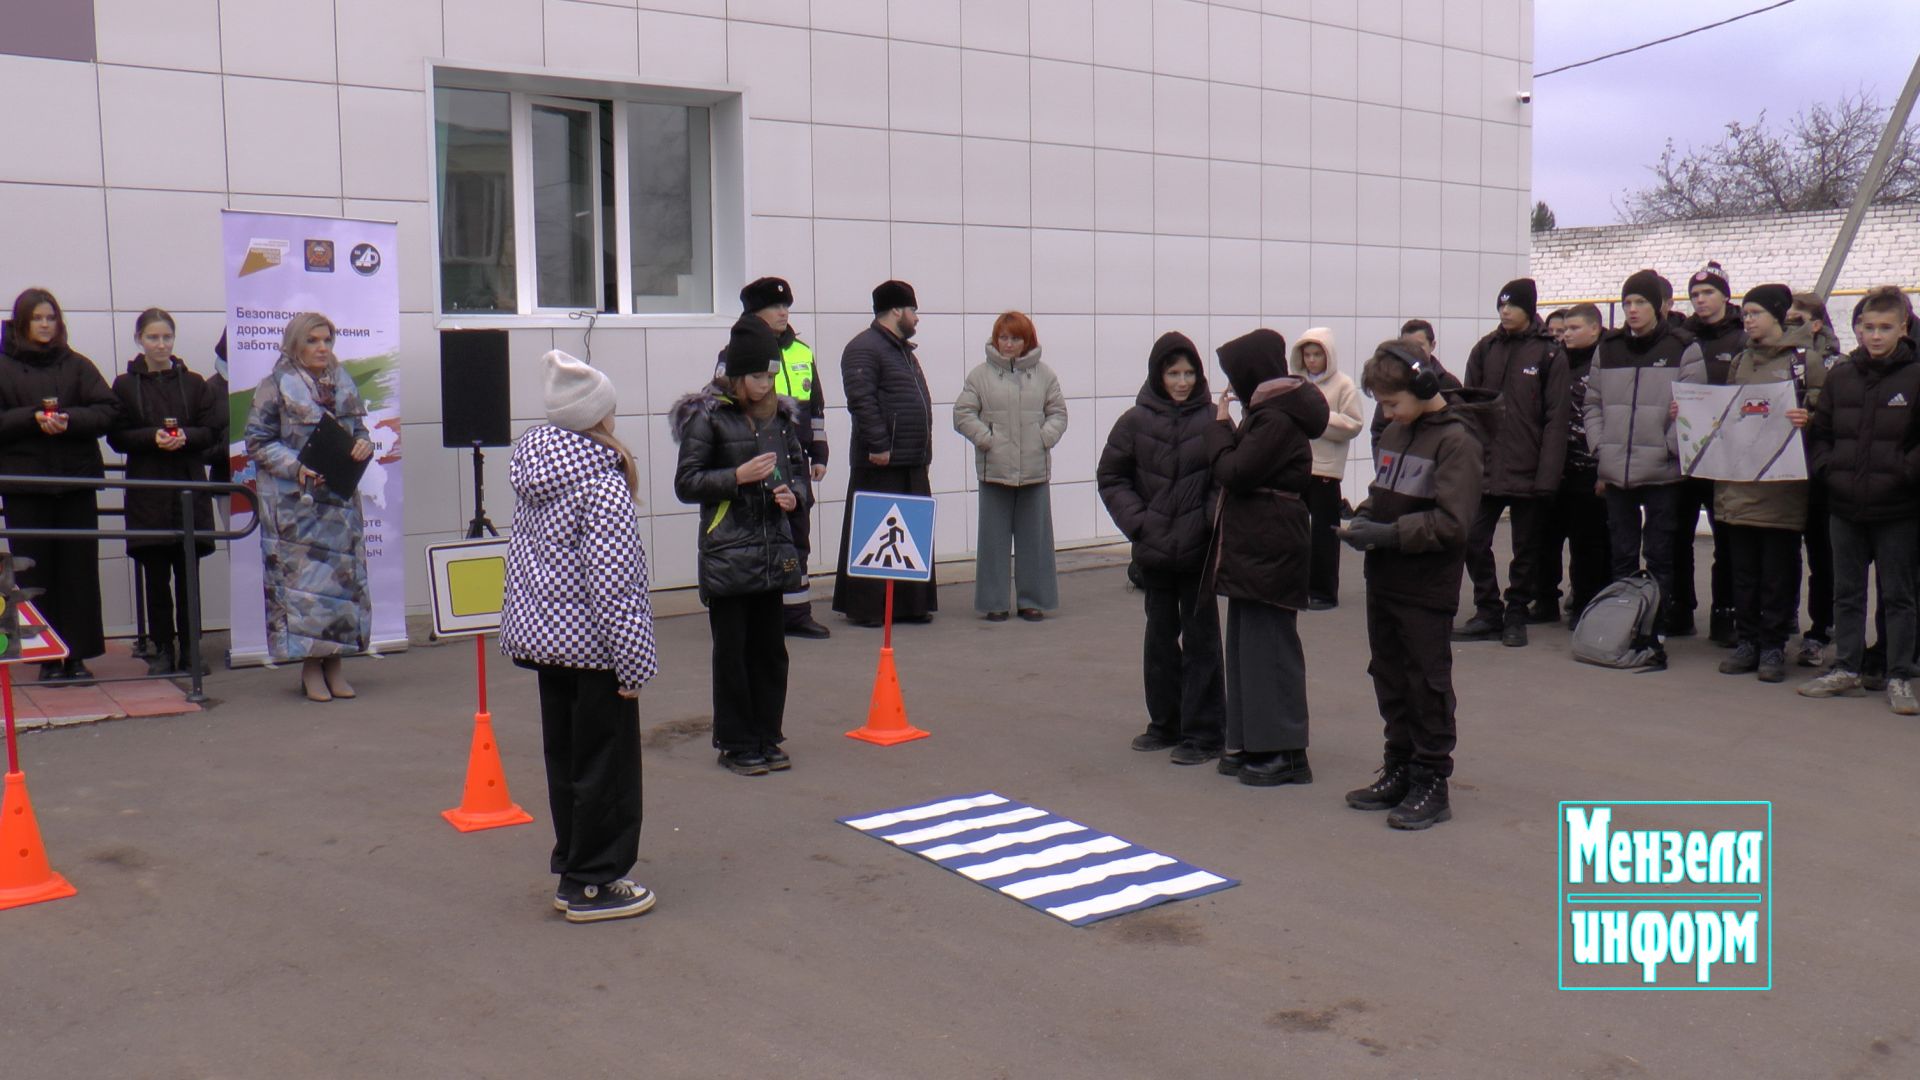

{"left": 953, "top": 344, "right": 1068, "bottom": 486}
{"left": 1583, "top": 322, "right": 1702, "bottom": 489}
{"left": 671, "top": 380, "right": 813, "bottom": 602}
{"left": 500, "top": 425, "right": 659, "bottom": 691}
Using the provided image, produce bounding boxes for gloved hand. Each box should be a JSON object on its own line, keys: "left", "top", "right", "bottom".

{"left": 1339, "top": 517, "right": 1398, "bottom": 551}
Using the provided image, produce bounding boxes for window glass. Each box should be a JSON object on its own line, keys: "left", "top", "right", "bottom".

{"left": 532, "top": 103, "right": 598, "bottom": 310}
{"left": 434, "top": 88, "right": 516, "bottom": 314}
{"left": 628, "top": 104, "right": 713, "bottom": 315}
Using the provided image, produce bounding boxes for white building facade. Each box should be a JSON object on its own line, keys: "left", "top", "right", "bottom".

{"left": 0, "top": 0, "right": 1534, "bottom": 623}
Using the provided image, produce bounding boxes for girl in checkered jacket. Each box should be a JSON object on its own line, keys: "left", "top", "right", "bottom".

{"left": 500, "top": 350, "right": 658, "bottom": 924}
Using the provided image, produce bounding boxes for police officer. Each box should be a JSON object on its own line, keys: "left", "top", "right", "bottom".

{"left": 724, "top": 277, "right": 831, "bottom": 638}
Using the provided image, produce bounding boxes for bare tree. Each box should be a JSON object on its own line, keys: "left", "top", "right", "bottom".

{"left": 1618, "top": 90, "right": 1920, "bottom": 223}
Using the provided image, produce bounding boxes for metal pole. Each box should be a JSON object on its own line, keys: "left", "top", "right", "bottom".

{"left": 3, "top": 663, "right": 17, "bottom": 774}
{"left": 179, "top": 489, "right": 206, "bottom": 704}
{"left": 1815, "top": 53, "right": 1920, "bottom": 299}
{"left": 130, "top": 557, "right": 153, "bottom": 659}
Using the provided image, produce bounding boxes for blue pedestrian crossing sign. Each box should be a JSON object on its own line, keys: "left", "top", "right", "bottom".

{"left": 847, "top": 491, "right": 935, "bottom": 582}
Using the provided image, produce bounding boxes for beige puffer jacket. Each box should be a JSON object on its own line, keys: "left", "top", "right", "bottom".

{"left": 953, "top": 344, "right": 1069, "bottom": 486}
{"left": 1288, "top": 327, "right": 1364, "bottom": 480}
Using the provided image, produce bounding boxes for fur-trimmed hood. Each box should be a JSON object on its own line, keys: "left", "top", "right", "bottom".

{"left": 669, "top": 377, "right": 804, "bottom": 442}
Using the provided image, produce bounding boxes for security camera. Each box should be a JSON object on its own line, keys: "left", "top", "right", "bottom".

{"left": 1517, "top": 90, "right": 1533, "bottom": 104}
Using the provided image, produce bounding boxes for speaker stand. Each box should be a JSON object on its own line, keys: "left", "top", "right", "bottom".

{"left": 466, "top": 442, "right": 498, "bottom": 539}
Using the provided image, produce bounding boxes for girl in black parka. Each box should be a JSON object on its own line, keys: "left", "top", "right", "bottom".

{"left": 673, "top": 318, "right": 814, "bottom": 776}
{"left": 0, "top": 288, "right": 120, "bottom": 682}
{"left": 1202, "top": 329, "right": 1330, "bottom": 787}
{"left": 1097, "top": 332, "right": 1227, "bottom": 765}
{"left": 107, "top": 309, "right": 221, "bottom": 676}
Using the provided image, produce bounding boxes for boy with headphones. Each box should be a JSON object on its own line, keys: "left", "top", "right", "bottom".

{"left": 1337, "top": 341, "right": 1496, "bottom": 830}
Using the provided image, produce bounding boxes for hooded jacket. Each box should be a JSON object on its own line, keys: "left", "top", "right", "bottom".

{"left": 1288, "top": 327, "right": 1364, "bottom": 481}
{"left": 0, "top": 337, "right": 120, "bottom": 494}
{"left": 1682, "top": 310, "right": 1746, "bottom": 385}
{"left": 1202, "top": 330, "right": 1330, "bottom": 609}
{"left": 841, "top": 320, "right": 934, "bottom": 469}
{"left": 499, "top": 424, "right": 659, "bottom": 691}
{"left": 1808, "top": 338, "right": 1920, "bottom": 524}
{"left": 1462, "top": 317, "right": 1571, "bottom": 496}
{"left": 953, "top": 343, "right": 1069, "bottom": 486}
{"left": 105, "top": 356, "right": 219, "bottom": 552}
{"left": 1096, "top": 332, "right": 1217, "bottom": 578}
{"left": 1693, "top": 326, "right": 1815, "bottom": 531}
{"left": 1355, "top": 388, "right": 1499, "bottom": 613}
{"left": 671, "top": 379, "right": 813, "bottom": 601}
{"left": 1563, "top": 341, "right": 1599, "bottom": 475}
{"left": 715, "top": 318, "right": 829, "bottom": 466}
{"left": 1583, "top": 321, "right": 1702, "bottom": 489}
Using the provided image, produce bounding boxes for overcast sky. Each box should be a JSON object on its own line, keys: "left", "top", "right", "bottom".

{"left": 1532, "top": 0, "right": 1920, "bottom": 227}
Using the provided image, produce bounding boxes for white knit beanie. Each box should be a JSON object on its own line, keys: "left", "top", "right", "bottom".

{"left": 543, "top": 349, "right": 616, "bottom": 431}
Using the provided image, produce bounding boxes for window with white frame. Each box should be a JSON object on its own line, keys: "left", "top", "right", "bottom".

{"left": 434, "top": 77, "right": 717, "bottom": 317}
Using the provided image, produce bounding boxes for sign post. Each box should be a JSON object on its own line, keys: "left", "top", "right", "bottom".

{"left": 844, "top": 492, "right": 936, "bottom": 746}
{"left": 425, "top": 538, "right": 533, "bottom": 832}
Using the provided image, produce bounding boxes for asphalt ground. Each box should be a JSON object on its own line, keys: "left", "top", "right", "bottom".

{"left": 3, "top": 545, "right": 1915, "bottom": 1080}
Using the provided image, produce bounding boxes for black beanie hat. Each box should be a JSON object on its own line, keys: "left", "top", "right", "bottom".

{"left": 1689, "top": 261, "right": 1730, "bottom": 299}
{"left": 724, "top": 317, "right": 782, "bottom": 378}
{"left": 1742, "top": 283, "right": 1795, "bottom": 329}
{"left": 1216, "top": 328, "right": 1289, "bottom": 403}
{"left": 1497, "top": 278, "right": 1538, "bottom": 320}
{"left": 740, "top": 276, "right": 793, "bottom": 312}
{"left": 1622, "top": 269, "right": 1665, "bottom": 307}
{"left": 872, "top": 279, "right": 918, "bottom": 313}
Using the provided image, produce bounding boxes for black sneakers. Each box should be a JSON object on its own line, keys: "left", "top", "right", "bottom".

{"left": 1501, "top": 614, "right": 1528, "bottom": 648}
{"left": 1131, "top": 731, "right": 1180, "bottom": 752}
{"left": 1388, "top": 768, "right": 1452, "bottom": 830}
{"left": 1718, "top": 641, "right": 1759, "bottom": 674}
{"left": 761, "top": 744, "right": 791, "bottom": 771}
{"left": 1451, "top": 615, "right": 1501, "bottom": 642}
{"left": 718, "top": 749, "right": 771, "bottom": 776}
{"left": 559, "top": 879, "right": 656, "bottom": 923}
{"left": 1168, "top": 742, "right": 1218, "bottom": 766}
{"left": 1344, "top": 762, "right": 1411, "bottom": 811}
{"left": 1239, "top": 749, "right": 1312, "bottom": 787}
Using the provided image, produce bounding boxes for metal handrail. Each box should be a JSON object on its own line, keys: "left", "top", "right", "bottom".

{"left": 0, "top": 475, "right": 256, "bottom": 704}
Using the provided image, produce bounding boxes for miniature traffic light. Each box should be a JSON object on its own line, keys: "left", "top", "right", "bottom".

{"left": 0, "top": 552, "right": 40, "bottom": 661}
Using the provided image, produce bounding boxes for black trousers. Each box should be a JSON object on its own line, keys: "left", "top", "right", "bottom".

{"left": 132, "top": 546, "right": 204, "bottom": 654}
{"left": 2, "top": 491, "right": 105, "bottom": 659}
{"left": 1832, "top": 515, "right": 1919, "bottom": 679}
{"left": 1673, "top": 477, "right": 1730, "bottom": 619}
{"left": 1604, "top": 484, "right": 1679, "bottom": 628}
{"left": 536, "top": 665, "right": 642, "bottom": 888}
{"left": 1141, "top": 572, "right": 1225, "bottom": 750}
{"left": 1725, "top": 524, "right": 1802, "bottom": 651}
{"left": 1535, "top": 469, "right": 1612, "bottom": 619}
{"left": 1466, "top": 494, "right": 1546, "bottom": 621}
{"left": 1305, "top": 476, "right": 1343, "bottom": 604}
{"left": 708, "top": 590, "right": 789, "bottom": 752}
{"left": 1223, "top": 599, "right": 1308, "bottom": 753}
{"left": 1366, "top": 594, "right": 1457, "bottom": 777}
{"left": 1803, "top": 483, "right": 1833, "bottom": 642}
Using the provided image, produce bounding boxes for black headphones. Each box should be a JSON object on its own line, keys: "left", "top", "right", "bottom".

{"left": 1380, "top": 343, "right": 1440, "bottom": 399}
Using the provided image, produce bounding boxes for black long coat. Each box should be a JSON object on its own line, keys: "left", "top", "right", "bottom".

{"left": 106, "top": 357, "right": 220, "bottom": 552}
{"left": 0, "top": 339, "right": 120, "bottom": 493}
{"left": 840, "top": 322, "right": 934, "bottom": 469}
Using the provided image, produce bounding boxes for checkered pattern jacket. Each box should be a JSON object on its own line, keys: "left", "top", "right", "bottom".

{"left": 499, "top": 424, "right": 659, "bottom": 691}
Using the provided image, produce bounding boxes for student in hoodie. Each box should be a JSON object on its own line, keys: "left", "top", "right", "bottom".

{"left": 1683, "top": 285, "right": 1814, "bottom": 684}
{"left": 1789, "top": 292, "right": 1841, "bottom": 667}
{"left": 1370, "top": 321, "right": 1462, "bottom": 438}
{"left": 1532, "top": 303, "right": 1612, "bottom": 627}
{"left": 1583, "top": 270, "right": 1705, "bottom": 669}
{"left": 1203, "top": 329, "right": 1328, "bottom": 788}
{"left": 1455, "top": 278, "right": 1571, "bottom": 649}
{"left": 674, "top": 319, "right": 814, "bottom": 776}
{"left": 1674, "top": 261, "right": 1744, "bottom": 643}
{"left": 1290, "top": 327, "right": 1364, "bottom": 610}
{"left": 1798, "top": 286, "right": 1920, "bottom": 715}
{"left": 501, "top": 350, "right": 658, "bottom": 923}
{"left": 106, "top": 309, "right": 221, "bottom": 677}
{"left": 720, "top": 277, "right": 832, "bottom": 639}
{"left": 1339, "top": 341, "right": 1494, "bottom": 830}
{"left": 1098, "top": 333, "right": 1227, "bottom": 765}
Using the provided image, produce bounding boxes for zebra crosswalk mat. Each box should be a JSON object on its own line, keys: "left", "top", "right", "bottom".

{"left": 840, "top": 792, "right": 1238, "bottom": 926}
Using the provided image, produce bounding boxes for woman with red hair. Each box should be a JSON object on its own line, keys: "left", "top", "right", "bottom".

{"left": 953, "top": 312, "right": 1068, "bottom": 621}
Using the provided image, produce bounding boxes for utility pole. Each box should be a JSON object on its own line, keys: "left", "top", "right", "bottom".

{"left": 1815, "top": 53, "right": 1920, "bottom": 299}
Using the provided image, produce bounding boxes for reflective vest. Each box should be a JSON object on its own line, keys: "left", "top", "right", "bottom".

{"left": 775, "top": 339, "right": 814, "bottom": 401}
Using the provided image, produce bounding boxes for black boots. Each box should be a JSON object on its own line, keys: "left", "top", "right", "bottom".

{"left": 1388, "top": 767, "right": 1452, "bottom": 830}
{"left": 1501, "top": 611, "right": 1528, "bottom": 648}
{"left": 1344, "top": 762, "right": 1411, "bottom": 811}
{"left": 1451, "top": 614, "right": 1501, "bottom": 642}
{"left": 1238, "top": 749, "right": 1312, "bottom": 787}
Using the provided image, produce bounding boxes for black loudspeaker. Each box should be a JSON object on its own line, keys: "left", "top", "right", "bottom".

{"left": 440, "top": 329, "right": 512, "bottom": 448}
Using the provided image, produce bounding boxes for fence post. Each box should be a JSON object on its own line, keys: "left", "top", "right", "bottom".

{"left": 179, "top": 489, "right": 206, "bottom": 704}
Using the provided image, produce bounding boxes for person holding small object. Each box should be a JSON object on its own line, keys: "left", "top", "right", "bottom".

{"left": 108, "top": 308, "right": 220, "bottom": 677}
{"left": 0, "top": 287, "right": 119, "bottom": 683}
{"left": 244, "top": 313, "right": 374, "bottom": 703}
{"left": 501, "top": 349, "right": 658, "bottom": 923}
{"left": 674, "top": 318, "right": 813, "bottom": 776}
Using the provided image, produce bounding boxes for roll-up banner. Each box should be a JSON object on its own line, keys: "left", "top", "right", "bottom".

{"left": 221, "top": 210, "right": 406, "bottom": 665}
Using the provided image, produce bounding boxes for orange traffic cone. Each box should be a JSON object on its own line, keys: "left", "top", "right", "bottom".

{"left": 442, "top": 711, "right": 535, "bottom": 832}
{"left": 0, "top": 769, "right": 77, "bottom": 911}
{"left": 846, "top": 647, "right": 930, "bottom": 746}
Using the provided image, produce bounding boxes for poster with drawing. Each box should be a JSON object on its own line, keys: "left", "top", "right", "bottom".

{"left": 1673, "top": 382, "right": 1809, "bottom": 482}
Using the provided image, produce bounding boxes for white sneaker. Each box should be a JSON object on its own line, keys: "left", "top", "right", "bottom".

{"left": 1798, "top": 669, "right": 1864, "bottom": 698}
{"left": 1889, "top": 679, "right": 1920, "bottom": 716}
